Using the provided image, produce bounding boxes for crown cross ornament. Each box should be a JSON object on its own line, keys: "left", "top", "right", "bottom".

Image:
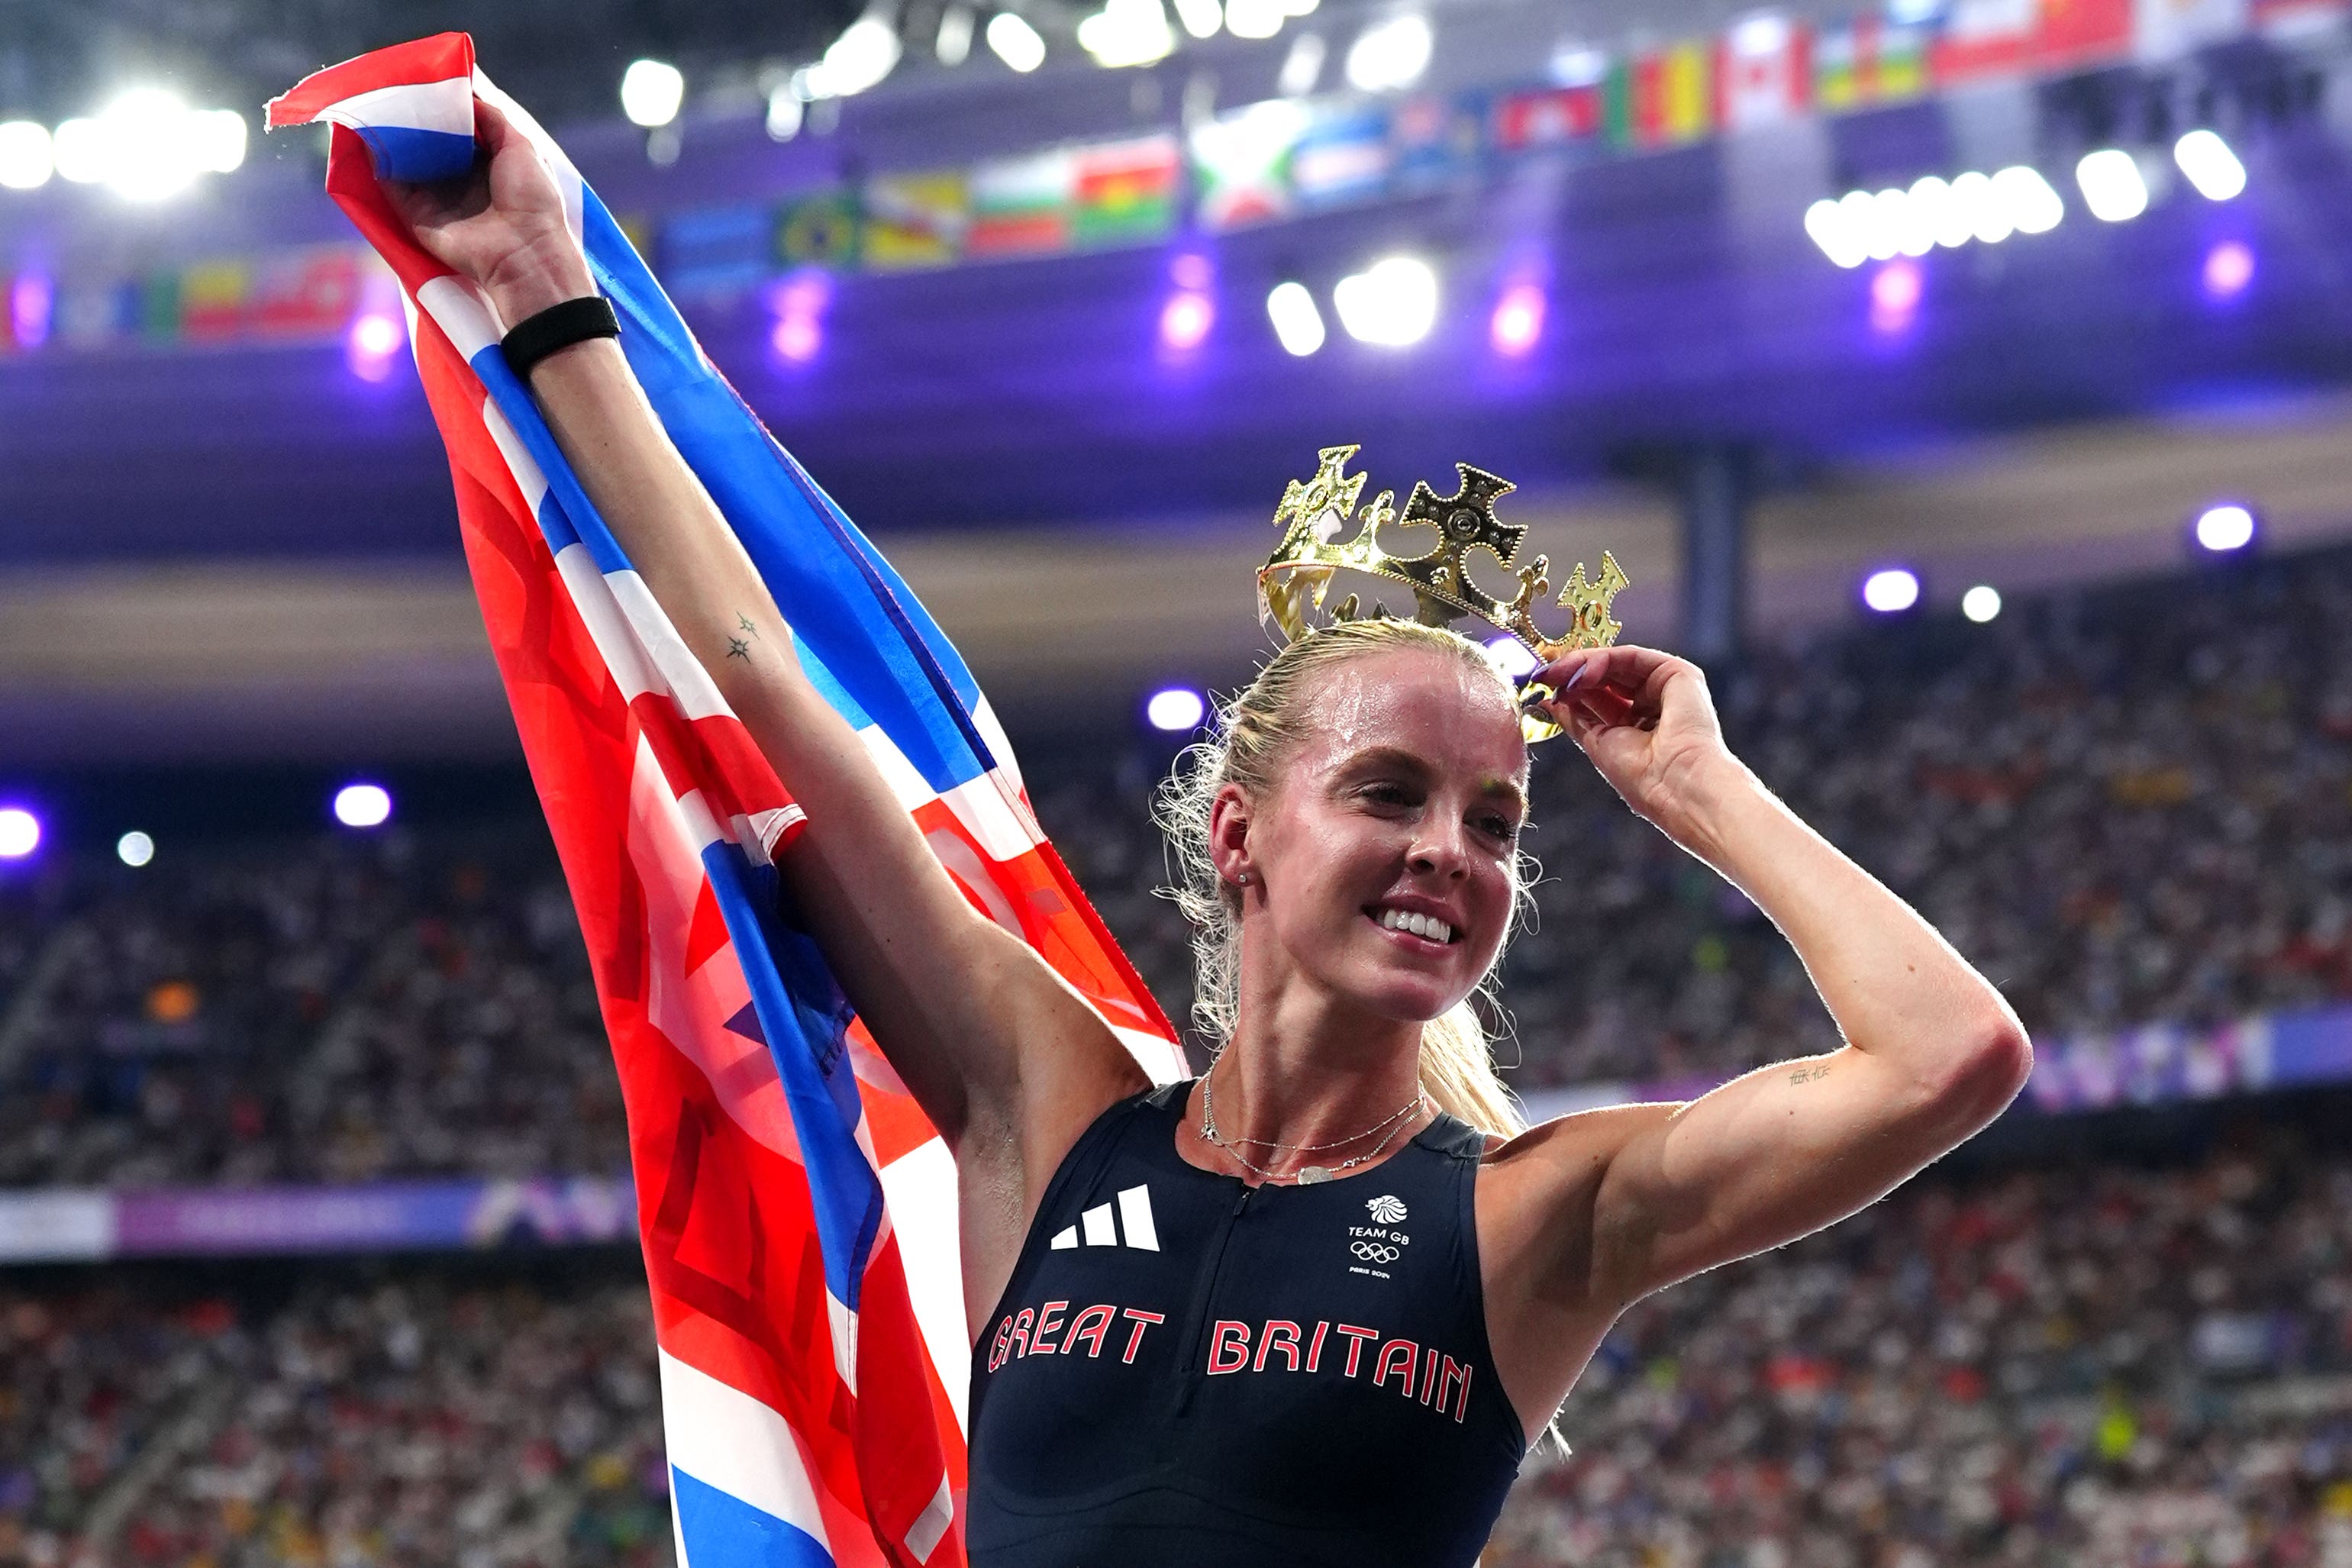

{"left": 1258, "top": 445, "right": 1630, "bottom": 742}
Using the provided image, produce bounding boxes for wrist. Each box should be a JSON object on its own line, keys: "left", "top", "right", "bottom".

{"left": 484, "top": 239, "right": 595, "bottom": 327}
{"left": 1656, "top": 750, "right": 1766, "bottom": 864}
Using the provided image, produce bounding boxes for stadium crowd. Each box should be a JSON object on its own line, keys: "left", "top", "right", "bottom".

{"left": 1, "top": 1134, "right": 2344, "bottom": 1565}
{"left": 2, "top": 545, "right": 2351, "bottom": 1184}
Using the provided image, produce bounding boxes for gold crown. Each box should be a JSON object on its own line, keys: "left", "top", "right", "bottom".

{"left": 1257, "top": 445, "right": 1628, "bottom": 741}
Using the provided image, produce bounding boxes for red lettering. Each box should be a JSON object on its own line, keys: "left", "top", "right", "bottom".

{"left": 1118, "top": 1309, "right": 1165, "bottom": 1365}
{"left": 1439, "top": 1357, "right": 1473, "bottom": 1422}
{"left": 1253, "top": 1320, "right": 1302, "bottom": 1373}
{"left": 1206, "top": 1319, "right": 1252, "bottom": 1375}
{"left": 1007, "top": 1307, "right": 1035, "bottom": 1359}
{"left": 988, "top": 1316, "right": 1015, "bottom": 1373}
{"left": 1031, "top": 1300, "right": 1070, "bottom": 1355}
{"left": 1419, "top": 1347, "right": 1438, "bottom": 1404}
{"left": 1335, "top": 1324, "right": 1379, "bottom": 1378}
{"left": 1373, "top": 1338, "right": 1419, "bottom": 1394}
{"left": 1064, "top": 1304, "right": 1115, "bottom": 1359}
{"left": 1306, "top": 1321, "right": 1329, "bottom": 1373}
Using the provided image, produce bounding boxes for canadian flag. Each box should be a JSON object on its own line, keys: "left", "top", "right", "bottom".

{"left": 1716, "top": 12, "right": 1812, "bottom": 130}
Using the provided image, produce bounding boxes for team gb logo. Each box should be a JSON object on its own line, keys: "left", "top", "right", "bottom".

{"left": 1366, "top": 1195, "right": 1407, "bottom": 1224}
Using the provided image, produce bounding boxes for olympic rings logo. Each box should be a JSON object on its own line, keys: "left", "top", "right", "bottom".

{"left": 1351, "top": 1241, "right": 1401, "bottom": 1263}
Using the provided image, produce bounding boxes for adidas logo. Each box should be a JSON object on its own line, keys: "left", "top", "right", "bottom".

{"left": 1048, "top": 1184, "right": 1160, "bottom": 1253}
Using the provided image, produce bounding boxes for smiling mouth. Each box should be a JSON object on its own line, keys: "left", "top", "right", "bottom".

{"left": 1367, "top": 906, "right": 1458, "bottom": 945}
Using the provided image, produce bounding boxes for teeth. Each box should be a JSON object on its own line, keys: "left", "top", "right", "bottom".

{"left": 1379, "top": 908, "right": 1453, "bottom": 944}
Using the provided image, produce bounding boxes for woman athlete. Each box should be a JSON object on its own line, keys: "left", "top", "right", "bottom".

{"left": 394, "top": 105, "right": 2034, "bottom": 1566}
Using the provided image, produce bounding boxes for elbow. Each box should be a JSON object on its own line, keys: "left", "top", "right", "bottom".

{"left": 1926, "top": 1010, "right": 2034, "bottom": 1131}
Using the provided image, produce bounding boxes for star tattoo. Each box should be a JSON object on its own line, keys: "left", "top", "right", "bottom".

{"left": 726, "top": 637, "right": 752, "bottom": 660}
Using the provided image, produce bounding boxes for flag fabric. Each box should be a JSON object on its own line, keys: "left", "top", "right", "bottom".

{"left": 860, "top": 171, "right": 969, "bottom": 269}
{"left": 1070, "top": 134, "right": 1181, "bottom": 246}
{"left": 266, "top": 32, "right": 1185, "bottom": 1568}
{"left": 1814, "top": 15, "right": 1930, "bottom": 108}
{"left": 1715, "top": 14, "right": 1812, "bottom": 130}
{"left": 964, "top": 150, "right": 1076, "bottom": 259}
{"left": 1289, "top": 105, "right": 1393, "bottom": 209}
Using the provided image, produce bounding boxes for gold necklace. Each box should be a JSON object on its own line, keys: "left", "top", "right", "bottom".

{"left": 1197, "top": 1061, "right": 1428, "bottom": 1186}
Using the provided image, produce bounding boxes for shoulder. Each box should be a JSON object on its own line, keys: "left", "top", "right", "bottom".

{"left": 1475, "top": 1101, "right": 1688, "bottom": 1295}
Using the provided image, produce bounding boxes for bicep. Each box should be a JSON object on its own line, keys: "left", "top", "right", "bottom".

{"left": 1588, "top": 1045, "right": 1988, "bottom": 1303}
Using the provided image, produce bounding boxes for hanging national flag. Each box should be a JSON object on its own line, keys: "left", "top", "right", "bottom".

{"left": 267, "top": 31, "right": 1184, "bottom": 1568}
{"left": 1390, "top": 92, "right": 1483, "bottom": 189}
{"left": 862, "top": 170, "right": 969, "bottom": 270}
{"left": 776, "top": 189, "right": 863, "bottom": 269}
{"left": 966, "top": 148, "right": 1076, "bottom": 259}
{"left": 1071, "top": 134, "right": 1179, "bottom": 246}
{"left": 1656, "top": 40, "right": 1717, "bottom": 143}
{"left": 178, "top": 260, "right": 253, "bottom": 341}
{"left": 1933, "top": 0, "right": 2131, "bottom": 81}
{"left": 1289, "top": 104, "right": 1393, "bottom": 209}
{"left": 1189, "top": 100, "right": 1305, "bottom": 229}
{"left": 1716, "top": 13, "right": 1813, "bottom": 130}
{"left": 2249, "top": 0, "right": 2348, "bottom": 36}
{"left": 1490, "top": 84, "right": 1604, "bottom": 150}
{"left": 2038, "top": 0, "right": 2134, "bottom": 66}
{"left": 247, "top": 247, "right": 371, "bottom": 337}
{"left": 1815, "top": 15, "right": 1930, "bottom": 108}
{"left": 660, "top": 203, "right": 779, "bottom": 302}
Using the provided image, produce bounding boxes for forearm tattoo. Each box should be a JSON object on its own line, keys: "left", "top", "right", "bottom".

{"left": 1787, "top": 1063, "right": 1832, "bottom": 1086}
{"left": 727, "top": 611, "right": 757, "bottom": 660}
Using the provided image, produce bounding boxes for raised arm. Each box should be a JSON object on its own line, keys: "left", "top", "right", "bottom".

{"left": 1502, "top": 646, "right": 2031, "bottom": 1321}
{"left": 387, "top": 105, "right": 1147, "bottom": 1299}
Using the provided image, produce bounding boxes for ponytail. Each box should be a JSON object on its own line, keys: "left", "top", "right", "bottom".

{"left": 1419, "top": 1003, "right": 1526, "bottom": 1138}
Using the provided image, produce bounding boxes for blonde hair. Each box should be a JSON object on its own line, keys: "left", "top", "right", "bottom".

{"left": 1156, "top": 618, "right": 1530, "bottom": 1137}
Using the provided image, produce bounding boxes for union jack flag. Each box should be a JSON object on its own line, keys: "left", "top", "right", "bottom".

{"left": 268, "top": 36, "right": 1185, "bottom": 1567}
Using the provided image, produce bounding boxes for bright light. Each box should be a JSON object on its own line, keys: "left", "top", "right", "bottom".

{"left": 620, "top": 60, "right": 686, "bottom": 128}
{"left": 986, "top": 12, "right": 1048, "bottom": 71}
{"left": 1332, "top": 255, "right": 1438, "bottom": 347}
{"left": 117, "top": 831, "right": 154, "bottom": 867}
{"left": 1224, "top": 0, "right": 1287, "bottom": 39}
{"left": 1893, "top": 176, "right": 1944, "bottom": 256}
{"left": 2075, "top": 149, "right": 2147, "bottom": 223}
{"left": 0, "top": 808, "right": 37, "bottom": 859}
{"left": 1870, "top": 259, "right": 1921, "bottom": 334}
{"left": 0, "top": 121, "right": 53, "bottom": 190}
{"left": 2194, "top": 504, "right": 2256, "bottom": 553}
{"left": 53, "top": 90, "right": 242, "bottom": 201}
{"left": 819, "top": 15, "right": 904, "bottom": 96}
{"left": 1146, "top": 687, "right": 1208, "bottom": 731}
{"left": 346, "top": 312, "right": 404, "bottom": 381}
{"left": 1346, "top": 15, "right": 1434, "bottom": 92}
{"left": 1483, "top": 636, "right": 1540, "bottom": 681}
{"left": 1170, "top": 252, "right": 1213, "bottom": 290}
{"left": 1805, "top": 198, "right": 1870, "bottom": 269}
{"left": 1490, "top": 282, "right": 1544, "bottom": 356}
{"left": 1266, "top": 280, "right": 1327, "bottom": 355}
{"left": 1079, "top": 0, "right": 1177, "bottom": 66}
{"left": 1173, "top": 0, "right": 1224, "bottom": 38}
{"left": 11, "top": 274, "right": 52, "bottom": 350}
{"left": 1278, "top": 33, "right": 1328, "bottom": 95}
{"left": 936, "top": 4, "right": 977, "bottom": 63}
{"left": 766, "top": 86, "right": 804, "bottom": 140}
{"left": 1960, "top": 585, "right": 2002, "bottom": 623}
{"left": 2173, "top": 129, "right": 2246, "bottom": 201}
{"left": 333, "top": 783, "right": 393, "bottom": 829}
{"left": 1860, "top": 567, "right": 1921, "bottom": 613}
{"left": 1950, "top": 169, "right": 2011, "bottom": 245}
{"left": 1992, "top": 165, "right": 2063, "bottom": 234}
{"left": 2203, "top": 240, "right": 2255, "bottom": 299}
{"left": 769, "top": 273, "right": 829, "bottom": 364}
{"left": 1160, "top": 291, "right": 1214, "bottom": 350}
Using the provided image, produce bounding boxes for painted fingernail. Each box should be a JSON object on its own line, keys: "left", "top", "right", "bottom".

{"left": 1560, "top": 662, "right": 1592, "bottom": 692}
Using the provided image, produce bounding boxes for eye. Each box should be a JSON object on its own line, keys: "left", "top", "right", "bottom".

{"left": 1360, "top": 780, "right": 1418, "bottom": 809}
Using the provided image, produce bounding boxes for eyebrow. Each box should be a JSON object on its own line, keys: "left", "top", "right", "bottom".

{"left": 1336, "top": 746, "right": 1529, "bottom": 817}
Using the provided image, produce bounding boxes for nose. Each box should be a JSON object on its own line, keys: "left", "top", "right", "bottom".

{"left": 1407, "top": 821, "right": 1472, "bottom": 880}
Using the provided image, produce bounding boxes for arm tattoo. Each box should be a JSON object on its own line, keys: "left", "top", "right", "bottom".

{"left": 737, "top": 611, "right": 758, "bottom": 634}
{"left": 1787, "top": 1063, "right": 1832, "bottom": 1086}
{"left": 726, "top": 636, "right": 752, "bottom": 660}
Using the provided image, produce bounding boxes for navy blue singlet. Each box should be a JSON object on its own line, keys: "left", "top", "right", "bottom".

{"left": 966, "top": 1081, "right": 1526, "bottom": 1566}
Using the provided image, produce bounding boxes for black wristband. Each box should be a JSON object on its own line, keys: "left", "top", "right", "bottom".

{"left": 501, "top": 295, "right": 619, "bottom": 379}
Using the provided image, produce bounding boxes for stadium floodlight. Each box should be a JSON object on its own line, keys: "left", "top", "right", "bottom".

{"left": 53, "top": 89, "right": 234, "bottom": 201}
{"left": 1224, "top": 0, "right": 1286, "bottom": 39}
{"left": 1948, "top": 169, "right": 2011, "bottom": 245}
{"left": 1960, "top": 585, "right": 2002, "bottom": 623}
{"left": 1173, "top": 0, "right": 1224, "bottom": 39}
{"left": 1860, "top": 566, "right": 1921, "bottom": 614}
{"left": 1803, "top": 198, "right": 1869, "bottom": 269}
{"left": 1278, "top": 34, "right": 1328, "bottom": 96}
{"left": 1864, "top": 189, "right": 1906, "bottom": 262}
{"left": 2173, "top": 129, "right": 2246, "bottom": 202}
{"left": 1345, "top": 15, "right": 1433, "bottom": 92}
{"left": 1483, "top": 635, "right": 1539, "bottom": 681}
{"left": 820, "top": 15, "right": 903, "bottom": 96}
{"left": 619, "top": 60, "right": 685, "bottom": 128}
{"left": 1266, "top": 280, "right": 1326, "bottom": 356}
{"left": 766, "top": 85, "right": 805, "bottom": 141}
{"left": 2194, "top": 504, "right": 2256, "bottom": 553}
{"left": 986, "top": 12, "right": 1047, "bottom": 71}
{"left": 1332, "top": 255, "right": 1438, "bottom": 347}
{"left": 0, "top": 121, "right": 53, "bottom": 189}
{"left": 1489, "top": 282, "right": 1544, "bottom": 356}
{"left": 2075, "top": 149, "right": 2147, "bottom": 223}
{"left": 346, "top": 312, "right": 404, "bottom": 381}
{"left": 1893, "top": 176, "right": 1945, "bottom": 256}
{"left": 195, "top": 109, "right": 247, "bottom": 175}
{"left": 334, "top": 783, "right": 394, "bottom": 830}
{"left": 117, "top": 831, "right": 155, "bottom": 867}
{"left": 1146, "top": 687, "right": 1208, "bottom": 731}
{"left": 1991, "top": 165, "right": 2063, "bottom": 234}
{"left": 936, "top": 4, "right": 977, "bottom": 63}
{"left": 1078, "top": 0, "right": 1177, "bottom": 67}
{"left": 0, "top": 808, "right": 39, "bottom": 859}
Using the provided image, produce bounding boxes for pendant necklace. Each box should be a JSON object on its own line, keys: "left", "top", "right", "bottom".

{"left": 1197, "top": 1058, "right": 1428, "bottom": 1186}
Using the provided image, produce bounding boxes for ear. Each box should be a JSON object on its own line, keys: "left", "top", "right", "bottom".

{"left": 1206, "top": 782, "right": 1254, "bottom": 889}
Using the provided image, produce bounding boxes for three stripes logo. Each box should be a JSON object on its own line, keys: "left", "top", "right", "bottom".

{"left": 1048, "top": 1184, "right": 1160, "bottom": 1252}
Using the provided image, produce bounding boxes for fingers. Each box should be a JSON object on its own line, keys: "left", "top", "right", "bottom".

{"left": 1528, "top": 645, "right": 1676, "bottom": 730}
